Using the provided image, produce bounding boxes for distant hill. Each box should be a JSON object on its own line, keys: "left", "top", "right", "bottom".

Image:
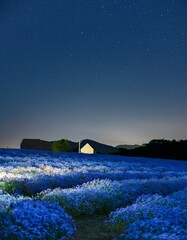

{"left": 116, "top": 144, "right": 140, "bottom": 150}
{"left": 20, "top": 138, "right": 187, "bottom": 160}
{"left": 21, "top": 139, "right": 52, "bottom": 151}
{"left": 20, "top": 138, "right": 118, "bottom": 154}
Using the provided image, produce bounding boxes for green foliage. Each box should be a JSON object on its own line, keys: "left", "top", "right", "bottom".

{"left": 51, "top": 139, "right": 72, "bottom": 152}
{"left": 2, "top": 180, "right": 17, "bottom": 194}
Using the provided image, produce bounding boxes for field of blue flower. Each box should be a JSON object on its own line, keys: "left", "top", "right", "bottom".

{"left": 0, "top": 149, "right": 187, "bottom": 240}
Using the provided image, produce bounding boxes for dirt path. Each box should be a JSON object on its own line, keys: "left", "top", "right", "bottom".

{"left": 75, "top": 215, "right": 118, "bottom": 240}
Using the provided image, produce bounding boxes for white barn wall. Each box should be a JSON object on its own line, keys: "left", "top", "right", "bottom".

{"left": 81, "top": 143, "right": 95, "bottom": 154}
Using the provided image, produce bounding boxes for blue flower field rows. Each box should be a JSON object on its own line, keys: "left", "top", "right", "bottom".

{"left": 0, "top": 149, "right": 187, "bottom": 239}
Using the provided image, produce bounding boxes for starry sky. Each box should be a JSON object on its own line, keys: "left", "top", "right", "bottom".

{"left": 0, "top": 0, "right": 187, "bottom": 148}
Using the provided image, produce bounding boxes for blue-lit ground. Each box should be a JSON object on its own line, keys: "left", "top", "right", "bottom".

{"left": 0, "top": 149, "right": 187, "bottom": 239}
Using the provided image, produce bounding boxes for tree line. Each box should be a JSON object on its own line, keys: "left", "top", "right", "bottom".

{"left": 118, "top": 139, "right": 187, "bottom": 160}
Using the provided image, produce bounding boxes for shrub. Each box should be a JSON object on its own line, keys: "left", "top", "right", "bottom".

{"left": 51, "top": 139, "right": 72, "bottom": 152}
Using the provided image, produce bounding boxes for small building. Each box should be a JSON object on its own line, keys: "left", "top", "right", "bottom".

{"left": 80, "top": 143, "right": 96, "bottom": 154}
{"left": 79, "top": 139, "right": 118, "bottom": 155}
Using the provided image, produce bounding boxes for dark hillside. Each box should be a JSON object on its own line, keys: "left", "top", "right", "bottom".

{"left": 118, "top": 139, "right": 187, "bottom": 160}
{"left": 21, "top": 139, "right": 52, "bottom": 151}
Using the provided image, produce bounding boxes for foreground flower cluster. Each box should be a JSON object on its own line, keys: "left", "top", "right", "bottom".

{"left": 0, "top": 149, "right": 187, "bottom": 239}
{"left": 108, "top": 188, "right": 187, "bottom": 239}
{"left": 0, "top": 196, "right": 75, "bottom": 240}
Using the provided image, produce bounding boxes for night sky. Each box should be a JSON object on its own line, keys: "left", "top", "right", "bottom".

{"left": 1, "top": 0, "right": 187, "bottom": 148}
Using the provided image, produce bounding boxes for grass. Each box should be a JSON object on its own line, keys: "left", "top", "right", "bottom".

{"left": 75, "top": 215, "right": 118, "bottom": 240}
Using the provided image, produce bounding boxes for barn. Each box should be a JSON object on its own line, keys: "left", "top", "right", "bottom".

{"left": 79, "top": 139, "right": 117, "bottom": 155}
{"left": 80, "top": 143, "right": 96, "bottom": 154}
